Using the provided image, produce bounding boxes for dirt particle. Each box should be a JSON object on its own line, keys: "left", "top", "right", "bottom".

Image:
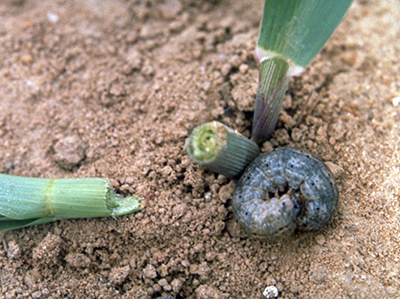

{"left": 225, "top": 219, "right": 246, "bottom": 239}
{"left": 231, "top": 73, "right": 258, "bottom": 111}
{"left": 122, "top": 286, "right": 148, "bottom": 299}
{"left": 272, "top": 128, "right": 290, "bottom": 145}
{"left": 160, "top": 165, "right": 173, "bottom": 176}
{"left": 195, "top": 284, "right": 227, "bottom": 299}
{"left": 124, "top": 48, "right": 143, "bottom": 71}
{"left": 159, "top": 264, "right": 169, "bottom": 277}
{"left": 159, "top": 0, "right": 182, "bottom": 21}
{"left": 239, "top": 64, "right": 249, "bottom": 74}
{"left": 6, "top": 240, "right": 20, "bottom": 259}
{"left": 171, "top": 277, "right": 184, "bottom": 292}
{"left": 221, "top": 63, "right": 232, "bottom": 77}
{"left": 32, "top": 291, "right": 42, "bottom": 298}
{"left": 53, "top": 136, "right": 86, "bottom": 170}
{"left": 32, "top": 233, "right": 62, "bottom": 267}
{"left": 291, "top": 127, "right": 302, "bottom": 142}
{"left": 315, "top": 234, "right": 326, "bottom": 246}
{"left": 126, "top": 30, "right": 139, "bottom": 43}
{"left": 340, "top": 50, "right": 358, "bottom": 66}
{"left": 23, "top": 272, "right": 35, "bottom": 289}
{"left": 261, "top": 141, "right": 274, "bottom": 153}
{"left": 158, "top": 278, "right": 172, "bottom": 291}
{"left": 20, "top": 54, "right": 34, "bottom": 64}
{"left": 143, "top": 264, "right": 157, "bottom": 279}
{"left": 65, "top": 253, "right": 91, "bottom": 268}
{"left": 325, "top": 162, "right": 344, "bottom": 179}
{"left": 218, "top": 181, "right": 234, "bottom": 203}
{"left": 109, "top": 265, "right": 130, "bottom": 285}
{"left": 173, "top": 203, "right": 187, "bottom": 219}
{"left": 109, "top": 178, "right": 120, "bottom": 190}
{"left": 263, "top": 285, "right": 279, "bottom": 298}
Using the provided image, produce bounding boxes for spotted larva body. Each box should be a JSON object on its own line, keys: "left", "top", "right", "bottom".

{"left": 232, "top": 147, "right": 338, "bottom": 242}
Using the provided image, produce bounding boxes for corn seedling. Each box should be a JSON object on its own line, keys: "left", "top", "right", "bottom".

{"left": 186, "top": 121, "right": 260, "bottom": 178}
{"left": 187, "top": 0, "right": 352, "bottom": 177}
{"left": 251, "top": 0, "right": 353, "bottom": 143}
{"left": 0, "top": 174, "right": 142, "bottom": 232}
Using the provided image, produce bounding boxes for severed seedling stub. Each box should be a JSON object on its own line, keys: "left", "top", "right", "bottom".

{"left": 0, "top": 174, "right": 143, "bottom": 232}
{"left": 232, "top": 146, "right": 338, "bottom": 242}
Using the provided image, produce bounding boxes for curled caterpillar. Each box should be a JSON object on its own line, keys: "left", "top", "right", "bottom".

{"left": 232, "top": 146, "right": 338, "bottom": 242}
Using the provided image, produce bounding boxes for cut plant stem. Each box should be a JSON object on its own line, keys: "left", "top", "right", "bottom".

{"left": 251, "top": 56, "right": 290, "bottom": 144}
{"left": 186, "top": 121, "right": 260, "bottom": 178}
{"left": 0, "top": 174, "right": 143, "bottom": 232}
{"left": 251, "top": 0, "right": 353, "bottom": 144}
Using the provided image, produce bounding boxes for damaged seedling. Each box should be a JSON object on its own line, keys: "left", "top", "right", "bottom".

{"left": 0, "top": 174, "right": 143, "bottom": 231}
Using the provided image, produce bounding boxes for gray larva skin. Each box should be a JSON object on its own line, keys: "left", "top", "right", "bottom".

{"left": 232, "top": 147, "right": 338, "bottom": 242}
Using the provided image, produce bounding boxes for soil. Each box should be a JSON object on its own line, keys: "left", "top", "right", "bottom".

{"left": 0, "top": 0, "right": 399, "bottom": 298}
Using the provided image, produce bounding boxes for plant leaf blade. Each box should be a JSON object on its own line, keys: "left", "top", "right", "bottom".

{"left": 257, "top": 0, "right": 353, "bottom": 72}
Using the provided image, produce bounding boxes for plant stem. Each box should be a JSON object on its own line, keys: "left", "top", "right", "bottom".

{"left": 251, "top": 56, "right": 290, "bottom": 144}
{"left": 251, "top": 0, "right": 353, "bottom": 144}
{"left": 186, "top": 121, "right": 260, "bottom": 178}
{"left": 0, "top": 174, "right": 143, "bottom": 231}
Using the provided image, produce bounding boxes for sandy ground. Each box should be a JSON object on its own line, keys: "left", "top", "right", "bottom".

{"left": 0, "top": 0, "right": 399, "bottom": 298}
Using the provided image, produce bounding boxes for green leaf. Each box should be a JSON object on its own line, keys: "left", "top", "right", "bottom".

{"left": 0, "top": 216, "right": 57, "bottom": 232}
{"left": 257, "top": 0, "right": 353, "bottom": 74}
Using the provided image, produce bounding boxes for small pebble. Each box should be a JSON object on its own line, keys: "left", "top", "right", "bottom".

{"left": 109, "top": 265, "right": 130, "bottom": 285}
{"left": 46, "top": 12, "right": 59, "bottom": 23}
{"left": 263, "top": 285, "right": 279, "bottom": 298}
{"left": 239, "top": 64, "right": 249, "bottom": 74}
{"left": 315, "top": 234, "right": 326, "bottom": 246}
{"left": 6, "top": 241, "right": 20, "bottom": 259}
{"left": 53, "top": 136, "right": 86, "bottom": 170}
{"left": 21, "top": 54, "right": 33, "bottom": 64}
{"left": 392, "top": 96, "right": 400, "bottom": 106}
{"left": 159, "top": 0, "right": 182, "bottom": 20}
{"left": 325, "top": 161, "right": 344, "bottom": 179}
{"left": 158, "top": 278, "right": 172, "bottom": 291}
{"left": 143, "top": 264, "right": 157, "bottom": 279}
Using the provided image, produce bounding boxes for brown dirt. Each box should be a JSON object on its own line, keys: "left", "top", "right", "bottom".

{"left": 0, "top": 0, "right": 399, "bottom": 298}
